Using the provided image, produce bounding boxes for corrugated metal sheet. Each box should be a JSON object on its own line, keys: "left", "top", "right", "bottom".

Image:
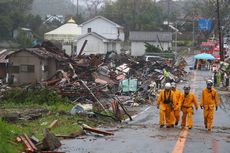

{"left": 0, "top": 49, "right": 15, "bottom": 63}
{"left": 129, "top": 31, "right": 172, "bottom": 42}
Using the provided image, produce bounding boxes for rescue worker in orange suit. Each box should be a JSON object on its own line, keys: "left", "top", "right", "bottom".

{"left": 180, "top": 84, "right": 198, "bottom": 129}
{"left": 200, "top": 80, "right": 218, "bottom": 131}
{"left": 157, "top": 82, "right": 174, "bottom": 128}
{"left": 170, "top": 82, "right": 182, "bottom": 126}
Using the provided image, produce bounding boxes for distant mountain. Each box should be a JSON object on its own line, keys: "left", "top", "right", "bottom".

{"left": 30, "top": 0, "right": 78, "bottom": 19}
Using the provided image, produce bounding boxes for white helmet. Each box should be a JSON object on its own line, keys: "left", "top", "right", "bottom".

{"left": 183, "top": 84, "right": 191, "bottom": 90}
{"left": 171, "top": 82, "right": 176, "bottom": 88}
{"left": 206, "top": 80, "right": 213, "bottom": 86}
{"left": 165, "top": 83, "right": 171, "bottom": 89}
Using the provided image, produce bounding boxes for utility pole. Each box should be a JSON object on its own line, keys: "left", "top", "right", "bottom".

{"left": 192, "top": 10, "right": 195, "bottom": 55}
{"left": 217, "top": 0, "right": 224, "bottom": 61}
{"left": 167, "top": 0, "right": 170, "bottom": 50}
{"left": 77, "top": 0, "right": 79, "bottom": 16}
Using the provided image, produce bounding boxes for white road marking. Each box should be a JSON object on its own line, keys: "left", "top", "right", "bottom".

{"left": 123, "top": 106, "right": 151, "bottom": 122}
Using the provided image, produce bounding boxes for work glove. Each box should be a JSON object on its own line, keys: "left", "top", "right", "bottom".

{"left": 216, "top": 106, "right": 218, "bottom": 111}
{"left": 200, "top": 106, "right": 203, "bottom": 109}
{"left": 157, "top": 105, "right": 159, "bottom": 109}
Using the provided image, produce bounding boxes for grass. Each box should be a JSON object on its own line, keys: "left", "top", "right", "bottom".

{"left": 0, "top": 119, "right": 23, "bottom": 153}
{"left": 16, "top": 112, "right": 82, "bottom": 139}
{"left": 0, "top": 88, "right": 117, "bottom": 152}
{"left": 0, "top": 102, "right": 117, "bottom": 152}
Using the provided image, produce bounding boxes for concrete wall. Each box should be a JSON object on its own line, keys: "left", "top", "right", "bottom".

{"left": 75, "top": 35, "right": 122, "bottom": 55}
{"left": 81, "top": 18, "right": 125, "bottom": 41}
{"left": 75, "top": 35, "right": 107, "bottom": 55}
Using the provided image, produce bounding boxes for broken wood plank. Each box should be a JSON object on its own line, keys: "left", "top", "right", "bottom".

{"left": 82, "top": 124, "right": 114, "bottom": 136}
{"left": 111, "top": 100, "right": 121, "bottom": 121}
{"left": 78, "top": 40, "right": 88, "bottom": 57}
{"left": 8, "top": 140, "right": 18, "bottom": 145}
{"left": 19, "top": 135, "right": 36, "bottom": 153}
{"left": 113, "top": 95, "right": 133, "bottom": 121}
{"left": 24, "top": 134, "right": 38, "bottom": 152}
{"left": 48, "top": 120, "right": 58, "bottom": 129}
{"left": 56, "top": 130, "right": 85, "bottom": 139}
{"left": 41, "top": 151, "right": 65, "bottom": 153}
{"left": 80, "top": 80, "right": 107, "bottom": 112}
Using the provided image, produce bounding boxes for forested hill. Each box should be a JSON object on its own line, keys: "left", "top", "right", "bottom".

{"left": 30, "top": 0, "right": 77, "bottom": 18}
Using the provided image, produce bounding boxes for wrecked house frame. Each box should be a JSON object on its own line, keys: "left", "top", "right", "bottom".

{"left": 6, "top": 47, "right": 67, "bottom": 85}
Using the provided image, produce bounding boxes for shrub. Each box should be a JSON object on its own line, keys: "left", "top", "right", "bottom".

{"left": 2, "top": 88, "right": 67, "bottom": 105}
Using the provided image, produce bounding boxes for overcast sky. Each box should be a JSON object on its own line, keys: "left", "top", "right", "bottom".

{"left": 72, "top": 0, "right": 182, "bottom": 6}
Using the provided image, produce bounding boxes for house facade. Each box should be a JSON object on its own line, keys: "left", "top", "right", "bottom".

{"left": 73, "top": 16, "right": 124, "bottom": 55}
{"left": 129, "top": 31, "right": 172, "bottom": 56}
{"left": 74, "top": 32, "right": 121, "bottom": 55}
{"left": 7, "top": 48, "right": 65, "bottom": 85}
{"left": 80, "top": 16, "right": 124, "bottom": 41}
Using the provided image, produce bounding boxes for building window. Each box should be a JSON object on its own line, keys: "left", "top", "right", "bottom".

{"left": 9, "top": 66, "right": 19, "bottom": 73}
{"left": 88, "top": 28, "right": 92, "bottom": 33}
{"left": 44, "top": 65, "right": 48, "bottom": 72}
{"left": 20, "top": 65, "right": 35, "bottom": 73}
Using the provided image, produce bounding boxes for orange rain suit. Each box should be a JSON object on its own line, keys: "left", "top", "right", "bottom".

{"left": 180, "top": 92, "right": 198, "bottom": 128}
{"left": 157, "top": 90, "right": 174, "bottom": 126}
{"left": 171, "top": 89, "right": 182, "bottom": 125}
{"left": 200, "top": 88, "right": 218, "bottom": 130}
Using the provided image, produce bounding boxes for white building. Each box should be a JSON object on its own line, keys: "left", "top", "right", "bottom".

{"left": 80, "top": 16, "right": 124, "bottom": 41}
{"left": 44, "top": 18, "right": 82, "bottom": 55}
{"left": 129, "top": 31, "right": 172, "bottom": 56}
{"left": 74, "top": 32, "right": 121, "bottom": 55}
{"left": 73, "top": 16, "right": 124, "bottom": 55}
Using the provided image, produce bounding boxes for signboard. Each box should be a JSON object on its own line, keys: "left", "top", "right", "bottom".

{"left": 197, "top": 18, "right": 212, "bottom": 31}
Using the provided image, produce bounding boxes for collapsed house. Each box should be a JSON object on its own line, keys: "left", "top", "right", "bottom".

{"left": 6, "top": 41, "right": 68, "bottom": 85}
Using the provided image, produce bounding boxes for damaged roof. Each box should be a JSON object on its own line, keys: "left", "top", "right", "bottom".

{"left": 7, "top": 47, "right": 68, "bottom": 61}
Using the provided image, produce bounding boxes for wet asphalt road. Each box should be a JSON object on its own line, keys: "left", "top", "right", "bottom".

{"left": 58, "top": 63, "right": 230, "bottom": 153}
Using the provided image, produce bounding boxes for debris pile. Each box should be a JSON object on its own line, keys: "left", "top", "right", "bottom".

{"left": 40, "top": 47, "right": 187, "bottom": 106}
{"left": 16, "top": 130, "right": 64, "bottom": 153}
{"left": 0, "top": 41, "right": 188, "bottom": 152}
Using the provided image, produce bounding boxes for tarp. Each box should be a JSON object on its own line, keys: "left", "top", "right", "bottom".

{"left": 119, "top": 79, "right": 137, "bottom": 92}
{"left": 194, "top": 53, "right": 216, "bottom": 60}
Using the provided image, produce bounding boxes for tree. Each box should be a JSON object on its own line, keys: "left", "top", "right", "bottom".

{"left": 183, "top": 0, "right": 230, "bottom": 38}
{"left": 16, "top": 30, "right": 33, "bottom": 48}
{"left": 74, "top": 13, "right": 85, "bottom": 24}
{"left": 27, "top": 15, "right": 42, "bottom": 32}
{"left": 85, "top": 0, "right": 104, "bottom": 17}
{"left": 99, "top": 0, "right": 163, "bottom": 39}
{"left": 145, "top": 42, "right": 162, "bottom": 53}
{"left": 0, "top": 16, "right": 12, "bottom": 40}
{"left": 0, "top": 0, "right": 34, "bottom": 40}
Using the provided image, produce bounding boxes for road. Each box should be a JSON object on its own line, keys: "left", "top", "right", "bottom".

{"left": 58, "top": 69, "right": 230, "bottom": 153}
